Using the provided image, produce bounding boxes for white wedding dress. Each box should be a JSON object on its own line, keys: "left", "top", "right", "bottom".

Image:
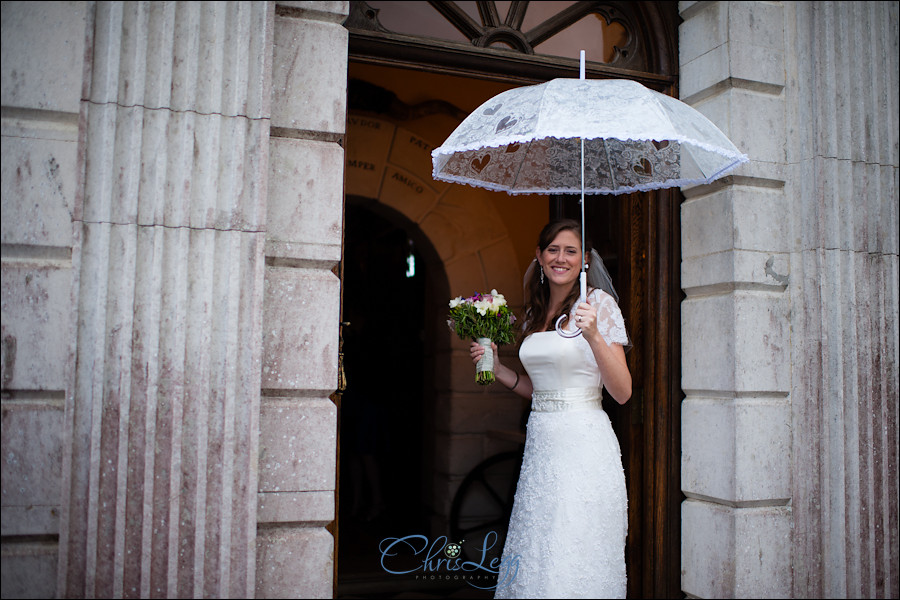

{"left": 494, "top": 289, "right": 629, "bottom": 599}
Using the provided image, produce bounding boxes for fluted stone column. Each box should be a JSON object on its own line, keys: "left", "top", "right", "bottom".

{"left": 786, "top": 3, "right": 898, "bottom": 598}
{"left": 57, "top": 2, "right": 272, "bottom": 597}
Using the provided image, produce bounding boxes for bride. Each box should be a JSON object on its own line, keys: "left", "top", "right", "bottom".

{"left": 469, "top": 219, "right": 632, "bottom": 599}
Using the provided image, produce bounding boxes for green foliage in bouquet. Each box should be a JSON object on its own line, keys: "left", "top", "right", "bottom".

{"left": 447, "top": 289, "right": 516, "bottom": 384}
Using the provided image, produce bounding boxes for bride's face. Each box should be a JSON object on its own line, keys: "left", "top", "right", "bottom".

{"left": 537, "top": 229, "right": 582, "bottom": 288}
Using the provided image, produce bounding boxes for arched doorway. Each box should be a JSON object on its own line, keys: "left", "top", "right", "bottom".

{"left": 340, "top": 2, "right": 682, "bottom": 596}
{"left": 337, "top": 201, "right": 433, "bottom": 589}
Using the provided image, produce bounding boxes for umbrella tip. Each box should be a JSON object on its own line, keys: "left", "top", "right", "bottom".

{"left": 580, "top": 50, "right": 585, "bottom": 79}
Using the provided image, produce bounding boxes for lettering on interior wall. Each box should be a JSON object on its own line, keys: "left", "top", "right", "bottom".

{"left": 391, "top": 171, "right": 424, "bottom": 194}
{"left": 407, "top": 135, "right": 432, "bottom": 153}
{"left": 347, "top": 159, "right": 376, "bottom": 170}
{"left": 348, "top": 116, "right": 382, "bottom": 129}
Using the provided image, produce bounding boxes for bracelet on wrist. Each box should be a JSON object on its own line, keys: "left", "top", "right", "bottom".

{"left": 506, "top": 371, "right": 520, "bottom": 391}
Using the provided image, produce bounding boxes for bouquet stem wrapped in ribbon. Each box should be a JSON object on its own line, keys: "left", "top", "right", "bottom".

{"left": 447, "top": 289, "right": 516, "bottom": 385}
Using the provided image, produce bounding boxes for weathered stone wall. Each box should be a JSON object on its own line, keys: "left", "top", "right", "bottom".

{"left": 679, "top": 1, "right": 899, "bottom": 598}
{"left": 785, "top": 2, "right": 898, "bottom": 598}
{"left": 54, "top": 2, "right": 272, "bottom": 597}
{"left": 255, "top": 2, "right": 348, "bottom": 598}
{"left": 1, "top": 2, "right": 88, "bottom": 598}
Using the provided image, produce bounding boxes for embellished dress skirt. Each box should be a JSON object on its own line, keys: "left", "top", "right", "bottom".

{"left": 494, "top": 387, "right": 627, "bottom": 599}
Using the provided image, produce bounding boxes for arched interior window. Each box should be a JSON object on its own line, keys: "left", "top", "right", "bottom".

{"left": 350, "top": 0, "right": 642, "bottom": 72}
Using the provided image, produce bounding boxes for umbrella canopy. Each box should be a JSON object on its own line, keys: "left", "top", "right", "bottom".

{"left": 432, "top": 78, "right": 748, "bottom": 196}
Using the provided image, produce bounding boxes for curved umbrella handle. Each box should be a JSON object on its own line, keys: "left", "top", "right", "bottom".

{"left": 555, "top": 314, "right": 582, "bottom": 338}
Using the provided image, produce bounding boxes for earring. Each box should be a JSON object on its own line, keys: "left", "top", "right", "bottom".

{"left": 540, "top": 264, "right": 545, "bottom": 284}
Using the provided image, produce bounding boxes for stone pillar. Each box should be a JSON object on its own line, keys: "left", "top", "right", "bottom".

{"left": 679, "top": 2, "right": 792, "bottom": 597}
{"left": 255, "top": 2, "right": 348, "bottom": 598}
{"left": 1, "top": 2, "right": 88, "bottom": 598}
{"left": 57, "top": 2, "right": 272, "bottom": 597}
{"left": 785, "top": 3, "right": 899, "bottom": 598}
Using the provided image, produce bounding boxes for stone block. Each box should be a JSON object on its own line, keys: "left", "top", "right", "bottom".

{"left": 344, "top": 114, "right": 394, "bottom": 198}
{"left": 729, "top": 1, "right": 785, "bottom": 50}
{"left": 0, "top": 402, "right": 64, "bottom": 536}
{"left": 680, "top": 43, "right": 730, "bottom": 100}
{"left": 477, "top": 239, "right": 524, "bottom": 307}
{"left": 682, "top": 396, "right": 791, "bottom": 503}
{"left": 388, "top": 126, "right": 451, "bottom": 195}
{"left": 682, "top": 291, "right": 789, "bottom": 394}
{"left": 272, "top": 16, "right": 348, "bottom": 134}
{"left": 733, "top": 506, "right": 791, "bottom": 598}
{"left": 681, "top": 184, "right": 792, "bottom": 257}
{"left": 0, "top": 541, "right": 58, "bottom": 599}
{"left": 681, "top": 188, "right": 736, "bottom": 258}
{"left": 436, "top": 393, "right": 524, "bottom": 435}
{"left": 679, "top": 1, "right": 727, "bottom": 66}
{"left": 0, "top": 263, "right": 72, "bottom": 391}
{"left": 378, "top": 166, "right": 439, "bottom": 223}
{"left": 258, "top": 397, "right": 336, "bottom": 492}
{"left": 682, "top": 499, "right": 734, "bottom": 597}
{"left": 732, "top": 291, "right": 789, "bottom": 392}
{"left": 730, "top": 43, "right": 785, "bottom": 89}
{"left": 693, "top": 89, "right": 785, "bottom": 166}
{"left": 682, "top": 250, "right": 790, "bottom": 294}
{"left": 1, "top": 121, "right": 77, "bottom": 247}
{"left": 682, "top": 294, "right": 735, "bottom": 391}
{"left": 445, "top": 253, "right": 488, "bottom": 301}
{"left": 0, "top": 1, "right": 87, "bottom": 114}
{"left": 731, "top": 188, "right": 789, "bottom": 252}
{"left": 262, "top": 266, "right": 340, "bottom": 393}
{"left": 419, "top": 186, "right": 505, "bottom": 264}
{"left": 257, "top": 490, "right": 334, "bottom": 524}
{"left": 267, "top": 137, "right": 343, "bottom": 261}
{"left": 256, "top": 526, "right": 333, "bottom": 599}
{"left": 278, "top": 1, "right": 350, "bottom": 21}
{"left": 682, "top": 500, "right": 793, "bottom": 598}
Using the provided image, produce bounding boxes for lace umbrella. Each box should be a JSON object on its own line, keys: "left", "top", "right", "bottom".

{"left": 431, "top": 54, "right": 747, "bottom": 336}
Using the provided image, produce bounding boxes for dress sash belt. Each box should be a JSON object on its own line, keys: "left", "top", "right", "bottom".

{"left": 531, "top": 387, "right": 603, "bottom": 412}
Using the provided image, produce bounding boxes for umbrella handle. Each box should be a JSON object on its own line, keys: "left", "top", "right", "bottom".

{"left": 555, "top": 314, "right": 581, "bottom": 338}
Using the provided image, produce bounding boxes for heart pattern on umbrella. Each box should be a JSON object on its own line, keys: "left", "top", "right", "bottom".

{"left": 496, "top": 116, "right": 518, "bottom": 133}
{"left": 505, "top": 143, "right": 520, "bottom": 153}
{"left": 632, "top": 158, "right": 652, "bottom": 176}
{"left": 484, "top": 103, "right": 502, "bottom": 115}
{"left": 471, "top": 154, "right": 491, "bottom": 173}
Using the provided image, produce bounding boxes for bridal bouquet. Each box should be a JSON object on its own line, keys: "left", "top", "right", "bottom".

{"left": 447, "top": 289, "right": 516, "bottom": 385}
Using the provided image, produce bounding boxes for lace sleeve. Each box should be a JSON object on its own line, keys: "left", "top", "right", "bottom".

{"left": 588, "top": 289, "right": 629, "bottom": 346}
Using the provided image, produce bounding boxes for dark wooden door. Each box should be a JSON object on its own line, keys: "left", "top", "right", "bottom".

{"left": 554, "top": 188, "right": 682, "bottom": 598}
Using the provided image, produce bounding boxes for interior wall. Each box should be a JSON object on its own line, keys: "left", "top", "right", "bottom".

{"left": 343, "top": 62, "right": 548, "bottom": 539}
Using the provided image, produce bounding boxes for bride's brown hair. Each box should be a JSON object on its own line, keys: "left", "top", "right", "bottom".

{"left": 522, "top": 219, "right": 593, "bottom": 338}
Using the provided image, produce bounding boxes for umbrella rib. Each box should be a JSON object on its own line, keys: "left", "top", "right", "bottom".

{"left": 602, "top": 138, "right": 618, "bottom": 192}
{"left": 510, "top": 138, "right": 536, "bottom": 192}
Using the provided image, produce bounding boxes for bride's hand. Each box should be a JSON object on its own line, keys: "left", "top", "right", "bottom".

{"left": 574, "top": 301, "right": 598, "bottom": 336}
{"left": 469, "top": 340, "right": 499, "bottom": 365}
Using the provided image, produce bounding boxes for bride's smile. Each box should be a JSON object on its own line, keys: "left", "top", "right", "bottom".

{"left": 538, "top": 229, "right": 582, "bottom": 287}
